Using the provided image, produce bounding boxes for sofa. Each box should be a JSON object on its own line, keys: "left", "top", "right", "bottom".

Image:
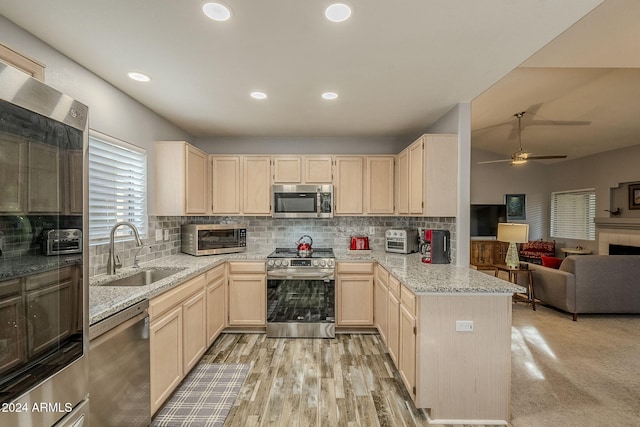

{"left": 519, "top": 240, "right": 555, "bottom": 264}
{"left": 528, "top": 255, "right": 640, "bottom": 320}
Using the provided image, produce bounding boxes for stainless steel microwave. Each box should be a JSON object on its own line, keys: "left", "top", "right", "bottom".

{"left": 181, "top": 224, "right": 246, "bottom": 256}
{"left": 272, "top": 184, "right": 333, "bottom": 218}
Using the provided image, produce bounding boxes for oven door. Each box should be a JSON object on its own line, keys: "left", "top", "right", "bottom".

{"left": 266, "top": 273, "right": 335, "bottom": 338}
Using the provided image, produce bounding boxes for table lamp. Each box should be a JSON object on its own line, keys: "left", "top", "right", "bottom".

{"left": 497, "top": 223, "right": 529, "bottom": 268}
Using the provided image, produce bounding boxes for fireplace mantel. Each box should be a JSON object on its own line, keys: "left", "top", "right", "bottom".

{"left": 595, "top": 217, "right": 640, "bottom": 230}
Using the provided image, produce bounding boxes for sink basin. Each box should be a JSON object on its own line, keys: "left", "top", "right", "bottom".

{"left": 103, "top": 268, "right": 186, "bottom": 286}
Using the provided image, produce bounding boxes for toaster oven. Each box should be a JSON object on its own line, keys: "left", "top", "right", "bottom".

{"left": 43, "top": 229, "right": 83, "bottom": 255}
{"left": 385, "top": 228, "right": 419, "bottom": 254}
{"left": 181, "top": 223, "right": 246, "bottom": 256}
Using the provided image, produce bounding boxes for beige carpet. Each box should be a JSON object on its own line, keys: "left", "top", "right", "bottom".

{"left": 510, "top": 303, "right": 640, "bottom": 427}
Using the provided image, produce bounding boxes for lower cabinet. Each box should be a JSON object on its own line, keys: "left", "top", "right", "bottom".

{"left": 373, "top": 264, "right": 389, "bottom": 343}
{"left": 149, "top": 273, "right": 207, "bottom": 414}
{"left": 336, "top": 262, "right": 374, "bottom": 326}
{"left": 206, "top": 264, "right": 226, "bottom": 346}
{"left": 399, "top": 297, "right": 417, "bottom": 401}
{"left": 227, "top": 262, "right": 266, "bottom": 326}
{"left": 386, "top": 274, "right": 401, "bottom": 366}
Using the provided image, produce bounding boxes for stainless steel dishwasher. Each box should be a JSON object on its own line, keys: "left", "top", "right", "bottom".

{"left": 89, "top": 300, "right": 150, "bottom": 427}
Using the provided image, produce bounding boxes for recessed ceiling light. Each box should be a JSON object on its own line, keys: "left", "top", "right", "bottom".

{"left": 325, "top": 3, "right": 351, "bottom": 23}
{"left": 322, "top": 92, "right": 338, "bottom": 100}
{"left": 203, "top": 2, "right": 231, "bottom": 21}
{"left": 250, "top": 91, "right": 268, "bottom": 100}
{"left": 128, "top": 72, "right": 151, "bottom": 82}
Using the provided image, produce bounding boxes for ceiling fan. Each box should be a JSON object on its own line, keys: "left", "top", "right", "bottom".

{"left": 477, "top": 112, "right": 568, "bottom": 165}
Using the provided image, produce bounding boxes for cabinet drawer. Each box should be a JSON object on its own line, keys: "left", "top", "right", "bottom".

{"left": 150, "top": 274, "right": 205, "bottom": 321}
{"left": 400, "top": 285, "right": 416, "bottom": 316}
{"left": 337, "top": 262, "right": 374, "bottom": 274}
{"left": 388, "top": 274, "right": 401, "bottom": 298}
{"left": 227, "top": 261, "right": 266, "bottom": 274}
{"left": 205, "top": 264, "right": 225, "bottom": 283}
{"left": 25, "top": 266, "right": 72, "bottom": 290}
{"left": 375, "top": 264, "right": 389, "bottom": 287}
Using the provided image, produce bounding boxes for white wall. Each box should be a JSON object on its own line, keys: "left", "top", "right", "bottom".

{"left": 0, "top": 16, "right": 193, "bottom": 210}
{"left": 194, "top": 136, "right": 406, "bottom": 154}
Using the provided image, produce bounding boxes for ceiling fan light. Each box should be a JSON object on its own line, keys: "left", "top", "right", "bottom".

{"left": 511, "top": 159, "right": 527, "bottom": 165}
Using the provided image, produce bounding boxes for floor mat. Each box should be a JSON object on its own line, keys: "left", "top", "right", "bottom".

{"left": 152, "top": 363, "right": 250, "bottom": 427}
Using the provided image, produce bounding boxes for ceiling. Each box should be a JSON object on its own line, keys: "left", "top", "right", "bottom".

{"left": 0, "top": 0, "right": 605, "bottom": 141}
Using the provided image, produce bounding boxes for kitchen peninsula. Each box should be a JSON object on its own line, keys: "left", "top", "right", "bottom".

{"left": 90, "top": 250, "right": 522, "bottom": 424}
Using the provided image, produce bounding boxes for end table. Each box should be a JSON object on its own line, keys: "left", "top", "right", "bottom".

{"left": 493, "top": 264, "right": 536, "bottom": 310}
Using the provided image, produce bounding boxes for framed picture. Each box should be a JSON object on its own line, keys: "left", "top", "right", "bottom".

{"left": 505, "top": 194, "right": 526, "bottom": 220}
{"left": 629, "top": 184, "right": 640, "bottom": 210}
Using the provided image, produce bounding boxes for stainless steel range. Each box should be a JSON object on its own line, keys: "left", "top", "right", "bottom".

{"left": 266, "top": 248, "right": 335, "bottom": 338}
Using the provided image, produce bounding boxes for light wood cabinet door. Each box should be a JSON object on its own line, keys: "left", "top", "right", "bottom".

{"left": 211, "top": 156, "right": 241, "bottom": 214}
{"left": 182, "top": 289, "right": 207, "bottom": 373}
{"left": 304, "top": 156, "right": 333, "bottom": 183}
{"left": 387, "top": 288, "right": 400, "bottom": 366}
{"left": 28, "top": 141, "right": 60, "bottom": 213}
{"left": 334, "top": 156, "right": 364, "bottom": 215}
{"left": 396, "top": 149, "right": 408, "bottom": 215}
{"left": 408, "top": 139, "right": 424, "bottom": 215}
{"left": 186, "top": 145, "right": 208, "bottom": 214}
{"left": 243, "top": 156, "right": 271, "bottom": 215}
{"left": 399, "top": 302, "right": 417, "bottom": 400}
{"left": 337, "top": 274, "right": 373, "bottom": 326}
{"left": 0, "top": 136, "right": 25, "bottom": 213}
{"left": 228, "top": 274, "right": 266, "bottom": 326}
{"left": 366, "top": 156, "right": 394, "bottom": 215}
{"left": 272, "top": 156, "right": 302, "bottom": 183}
{"left": 424, "top": 134, "right": 458, "bottom": 217}
{"left": 374, "top": 272, "right": 388, "bottom": 344}
{"left": 150, "top": 305, "right": 183, "bottom": 415}
{"left": 206, "top": 265, "right": 226, "bottom": 346}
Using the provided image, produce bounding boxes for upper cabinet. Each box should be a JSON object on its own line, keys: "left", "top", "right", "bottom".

{"left": 28, "top": 141, "right": 60, "bottom": 213}
{"left": 334, "top": 156, "right": 364, "bottom": 215}
{"left": 397, "top": 134, "right": 458, "bottom": 217}
{"left": 154, "top": 141, "right": 209, "bottom": 216}
{"left": 0, "top": 134, "right": 26, "bottom": 213}
{"left": 272, "top": 155, "right": 333, "bottom": 184}
{"left": 211, "top": 155, "right": 271, "bottom": 215}
{"left": 365, "top": 156, "right": 395, "bottom": 215}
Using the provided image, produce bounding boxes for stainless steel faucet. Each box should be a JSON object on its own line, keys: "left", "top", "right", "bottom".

{"left": 107, "top": 221, "right": 143, "bottom": 275}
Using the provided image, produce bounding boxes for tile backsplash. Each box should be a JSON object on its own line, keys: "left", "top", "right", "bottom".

{"left": 88, "top": 215, "right": 456, "bottom": 277}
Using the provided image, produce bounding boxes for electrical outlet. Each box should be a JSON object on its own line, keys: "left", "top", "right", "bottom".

{"left": 164, "top": 229, "right": 169, "bottom": 241}
{"left": 369, "top": 226, "right": 375, "bottom": 235}
{"left": 455, "top": 320, "right": 474, "bottom": 332}
{"left": 155, "top": 229, "right": 163, "bottom": 242}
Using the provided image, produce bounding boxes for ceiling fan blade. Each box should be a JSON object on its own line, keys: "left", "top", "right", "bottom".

{"left": 525, "top": 119, "right": 591, "bottom": 126}
{"left": 526, "top": 155, "right": 567, "bottom": 160}
{"left": 477, "top": 159, "right": 514, "bottom": 164}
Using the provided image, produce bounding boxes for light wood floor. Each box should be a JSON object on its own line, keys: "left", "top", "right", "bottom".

{"left": 201, "top": 333, "right": 499, "bottom": 427}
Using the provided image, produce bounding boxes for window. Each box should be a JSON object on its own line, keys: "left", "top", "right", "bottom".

{"left": 89, "top": 131, "right": 147, "bottom": 244}
{"left": 550, "top": 189, "right": 596, "bottom": 240}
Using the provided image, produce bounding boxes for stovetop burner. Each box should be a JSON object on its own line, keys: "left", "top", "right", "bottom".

{"left": 267, "top": 248, "right": 335, "bottom": 259}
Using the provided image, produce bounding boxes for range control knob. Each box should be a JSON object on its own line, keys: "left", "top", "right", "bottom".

{"left": 312, "top": 260, "right": 319, "bottom": 267}
{"left": 267, "top": 260, "right": 274, "bottom": 267}
{"left": 275, "top": 260, "right": 282, "bottom": 267}
{"left": 320, "top": 260, "right": 327, "bottom": 267}
{"left": 327, "top": 259, "right": 335, "bottom": 267}
{"left": 282, "top": 260, "right": 289, "bottom": 267}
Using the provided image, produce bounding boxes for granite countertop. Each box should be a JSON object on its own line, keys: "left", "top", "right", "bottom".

{"left": 0, "top": 254, "right": 82, "bottom": 280}
{"left": 90, "top": 248, "right": 524, "bottom": 326}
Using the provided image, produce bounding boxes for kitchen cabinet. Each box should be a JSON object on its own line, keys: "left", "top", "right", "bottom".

{"left": 149, "top": 273, "right": 207, "bottom": 414}
{"left": 399, "top": 286, "right": 417, "bottom": 401}
{"left": 66, "top": 150, "right": 83, "bottom": 215}
{"left": 211, "top": 155, "right": 241, "bottom": 214}
{"left": 398, "top": 134, "right": 458, "bottom": 217}
{"left": 304, "top": 156, "right": 333, "bottom": 183}
{"left": 27, "top": 141, "right": 60, "bottom": 213}
{"left": 373, "top": 264, "right": 389, "bottom": 344}
{"left": 0, "top": 42, "right": 45, "bottom": 81}
{"left": 154, "top": 141, "right": 209, "bottom": 216}
{"left": 243, "top": 156, "right": 271, "bottom": 215}
{"left": 205, "top": 264, "right": 226, "bottom": 346}
{"left": 395, "top": 149, "right": 408, "bottom": 214}
{"left": 387, "top": 274, "right": 401, "bottom": 366}
{"left": 336, "top": 262, "right": 374, "bottom": 326}
{"left": 365, "top": 156, "right": 395, "bottom": 215}
{"left": 272, "top": 156, "right": 302, "bottom": 183}
{"left": 0, "top": 135, "right": 25, "bottom": 213}
{"left": 334, "top": 156, "right": 364, "bottom": 215}
{"left": 227, "top": 262, "right": 266, "bottom": 327}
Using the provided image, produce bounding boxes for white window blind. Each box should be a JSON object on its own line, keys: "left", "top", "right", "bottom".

{"left": 550, "top": 189, "right": 596, "bottom": 240}
{"left": 89, "top": 131, "right": 147, "bottom": 244}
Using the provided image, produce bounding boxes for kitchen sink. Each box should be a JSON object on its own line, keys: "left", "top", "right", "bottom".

{"left": 103, "top": 268, "right": 186, "bottom": 286}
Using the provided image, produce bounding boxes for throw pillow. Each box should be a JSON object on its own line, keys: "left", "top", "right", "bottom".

{"left": 541, "top": 255, "right": 563, "bottom": 269}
